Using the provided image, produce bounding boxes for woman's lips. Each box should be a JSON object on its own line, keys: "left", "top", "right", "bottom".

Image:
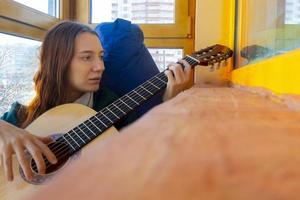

{"left": 88, "top": 77, "right": 101, "bottom": 84}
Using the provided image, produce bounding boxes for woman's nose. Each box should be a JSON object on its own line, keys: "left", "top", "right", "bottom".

{"left": 93, "top": 60, "right": 105, "bottom": 71}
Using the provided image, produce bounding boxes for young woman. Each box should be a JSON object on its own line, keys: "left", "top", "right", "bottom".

{"left": 0, "top": 21, "right": 192, "bottom": 182}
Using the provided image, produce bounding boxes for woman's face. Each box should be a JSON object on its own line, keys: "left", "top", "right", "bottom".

{"left": 68, "top": 32, "right": 105, "bottom": 96}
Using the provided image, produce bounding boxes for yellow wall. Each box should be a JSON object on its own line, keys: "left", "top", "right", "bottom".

{"left": 232, "top": 48, "right": 300, "bottom": 95}
{"left": 195, "top": 0, "right": 235, "bottom": 85}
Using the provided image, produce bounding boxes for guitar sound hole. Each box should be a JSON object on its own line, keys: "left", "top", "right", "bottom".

{"left": 30, "top": 141, "right": 70, "bottom": 174}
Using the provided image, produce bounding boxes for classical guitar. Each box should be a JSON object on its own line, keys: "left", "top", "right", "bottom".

{"left": 0, "top": 44, "right": 233, "bottom": 200}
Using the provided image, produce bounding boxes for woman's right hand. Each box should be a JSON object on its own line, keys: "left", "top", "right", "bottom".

{"left": 0, "top": 120, "right": 57, "bottom": 181}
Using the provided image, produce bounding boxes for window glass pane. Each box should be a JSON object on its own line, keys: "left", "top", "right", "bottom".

{"left": 148, "top": 48, "right": 183, "bottom": 72}
{"left": 285, "top": 0, "right": 300, "bottom": 24}
{"left": 235, "top": 0, "right": 300, "bottom": 67}
{"left": 13, "top": 0, "right": 59, "bottom": 18}
{"left": 0, "top": 33, "right": 40, "bottom": 116}
{"left": 91, "top": 0, "right": 175, "bottom": 24}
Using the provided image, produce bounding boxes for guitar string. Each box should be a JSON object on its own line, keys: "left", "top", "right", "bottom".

{"left": 30, "top": 57, "right": 202, "bottom": 172}
{"left": 30, "top": 74, "right": 169, "bottom": 172}
{"left": 29, "top": 71, "right": 171, "bottom": 172}
{"left": 40, "top": 78, "right": 165, "bottom": 160}
{"left": 47, "top": 57, "right": 201, "bottom": 152}
{"left": 50, "top": 71, "right": 169, "bottom": 151}
{"left": 30, "top": 57, "right": 204, "bottom": 172}
{"left": 31, "top": 50, "right": 231, "bottom": 173}
{"left": 59, "top": 56, "right": 200, "bottom": 144}
{"left": 36, "top": 60, "right": 186, "bottom": 155}
{"left": 30, "top": 56, "right": 212, "bottom": 172}
{"left": 47, "top": 55, "right": 201, "bottom": 154}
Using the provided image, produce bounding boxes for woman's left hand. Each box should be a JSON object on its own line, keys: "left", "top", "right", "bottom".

{"left": 163, "top": 60, "right": 193, "bottom": 101}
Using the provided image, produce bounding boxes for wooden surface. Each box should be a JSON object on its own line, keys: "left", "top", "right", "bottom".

{"left": 23, "top": 85, "right": 300, "bottom": 200}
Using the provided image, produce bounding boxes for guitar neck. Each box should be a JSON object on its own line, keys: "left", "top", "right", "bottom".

{"left": 56, "top": 55, "right": 200, "bottom": 154}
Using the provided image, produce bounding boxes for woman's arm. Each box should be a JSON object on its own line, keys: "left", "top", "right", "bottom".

{"left": 0, "top": 120, "right": 57, "bottom": 181}
{"left": 163, "top": 60, "right": 193, "bottom": 102}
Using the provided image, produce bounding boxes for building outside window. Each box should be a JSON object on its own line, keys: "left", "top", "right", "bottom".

{"left": 91, "top": 0, "right": 175, "bottom": 24}
{"left": 285, "top": 0, "right": 300, "bottom": 24}
{"left": 148, "top": 48, "right": 183, "bottom": 72}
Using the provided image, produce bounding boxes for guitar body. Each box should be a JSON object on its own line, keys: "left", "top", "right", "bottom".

{"left": 0, "top": 103, "right": 117, "bottom": 200}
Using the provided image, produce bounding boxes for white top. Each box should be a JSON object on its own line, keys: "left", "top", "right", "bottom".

{"left": 74, "top": 92, "right": 94, "bottom": 108}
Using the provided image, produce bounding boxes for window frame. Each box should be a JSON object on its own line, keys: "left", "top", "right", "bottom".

{"left": 74, "top": 0, "right": 195, "bottom": 57}
{"left": 0, "top": 0, "right": 70, "bottom": 40}
{"left": 81, "top": 0, "right": 192, "bottom": 38}
{"left": 234, "top": 0, "right": 300, "bottom": 68}
{"left": 0, "top": 0, "right": 72, "bottom": 113}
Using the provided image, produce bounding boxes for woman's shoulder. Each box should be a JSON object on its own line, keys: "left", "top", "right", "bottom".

{"left": 0, "top": 101, "right": 23, "bottom": 127}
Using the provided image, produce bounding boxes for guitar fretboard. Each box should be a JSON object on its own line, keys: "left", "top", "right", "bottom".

{"left": 56, "top": 55, "right": 200, "bottom": 154}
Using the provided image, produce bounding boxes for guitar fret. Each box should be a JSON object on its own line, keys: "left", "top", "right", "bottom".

{"left": 119, "top": 98, "right": 133, "bottom": 109}
{"left": 135, "top": 89, "right": 150, "bottom": 100}
{"left": 159, "top": 73, "right": 168, "bottom": 82}
{"left": 100, "top": 111, "right": 114, "bottom": 123}
{"left": 151, "top": 76, "right": 166, "bottom": 87}
{"left": 186, "top": 55, "right": 200, "bottom": 64}
{"left": 142, "top": 82, "right": 159, "bottom": 94}
{"left": 62, "top": 135, "right": 76, "bottom": 151}
{"left": 185, "top": 57, "right": 197, "bottom": 66}
{"left": 106, "top": 107, "right": 120, "bottom": 119}
{"left": 79, "top": 123, "right": 99, "bottom": 138}
{"left": 126, "top": 94, "right": 139, "bottom": 105}
{"left": 155, "top": 75, "right": 167, "bottom": 84}
{"left": 127, "top": 92, "right": 144, "bottom": 104}
{"left": 109, "top": 105, "right": 125, "bottom": 118}
{"left": 81, "top": 123, "right": 94, "bottom": 137}
{"left": 94, "top": 115, "right": 108, "bottom": 128}
{"left": 133, "top": 90, "right": 146, "bottom": 100}
{"left": 74, "top": 126, "right": 89, "bottom": 142}
{"left": 140, "top": 85, "right": 153, "bottom": 95}
{"left": 112, "top": 102, "right": 126, "bottom": 115}
{"left": 66, "top": 132, "right": 80, "bottom": 147}
{"left": 122, "top": 95, "right": 139, "bottom": 108}
{"left": 88, "top": 119, "right": 102, "bottom": 132}
{"left": 148, "top": 80, "right": 160, "bottom": 89}
{"left": 114, "top": 100, "right": 131, "bottom": 113}
{"left": 72, "top": 129, "right": 86, "bottom": 144}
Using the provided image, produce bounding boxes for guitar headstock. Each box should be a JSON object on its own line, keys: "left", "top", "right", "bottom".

{"left": 189, "top": 44, "right": 233, "bottom": 71}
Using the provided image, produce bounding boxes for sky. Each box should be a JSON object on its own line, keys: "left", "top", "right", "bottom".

{"left": 13, "top": 0, "right": 113, "bottom": 23}
{"left": 0, "top": 33, "right": 41, "bottom": 45}
{"left": 91, "top": 0, "right": 113, "bottom": 23}
{"left": 14, "top": 0, "right": 49, "bottom": 14}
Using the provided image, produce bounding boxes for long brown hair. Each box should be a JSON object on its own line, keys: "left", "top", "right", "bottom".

{"left": 19, "top": 21, "right": 98, "bottom": 128}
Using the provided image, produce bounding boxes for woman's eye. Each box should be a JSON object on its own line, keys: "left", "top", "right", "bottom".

{"left": 99, "top": 55, "right": 104, "bottom": 60}
{"left": 82, "top": 56, "right": 91, "bottom": 61}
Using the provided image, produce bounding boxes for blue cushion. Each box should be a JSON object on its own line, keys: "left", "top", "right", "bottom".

{"left": 95, "top": 18, "right": 163, "bottom": 118}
